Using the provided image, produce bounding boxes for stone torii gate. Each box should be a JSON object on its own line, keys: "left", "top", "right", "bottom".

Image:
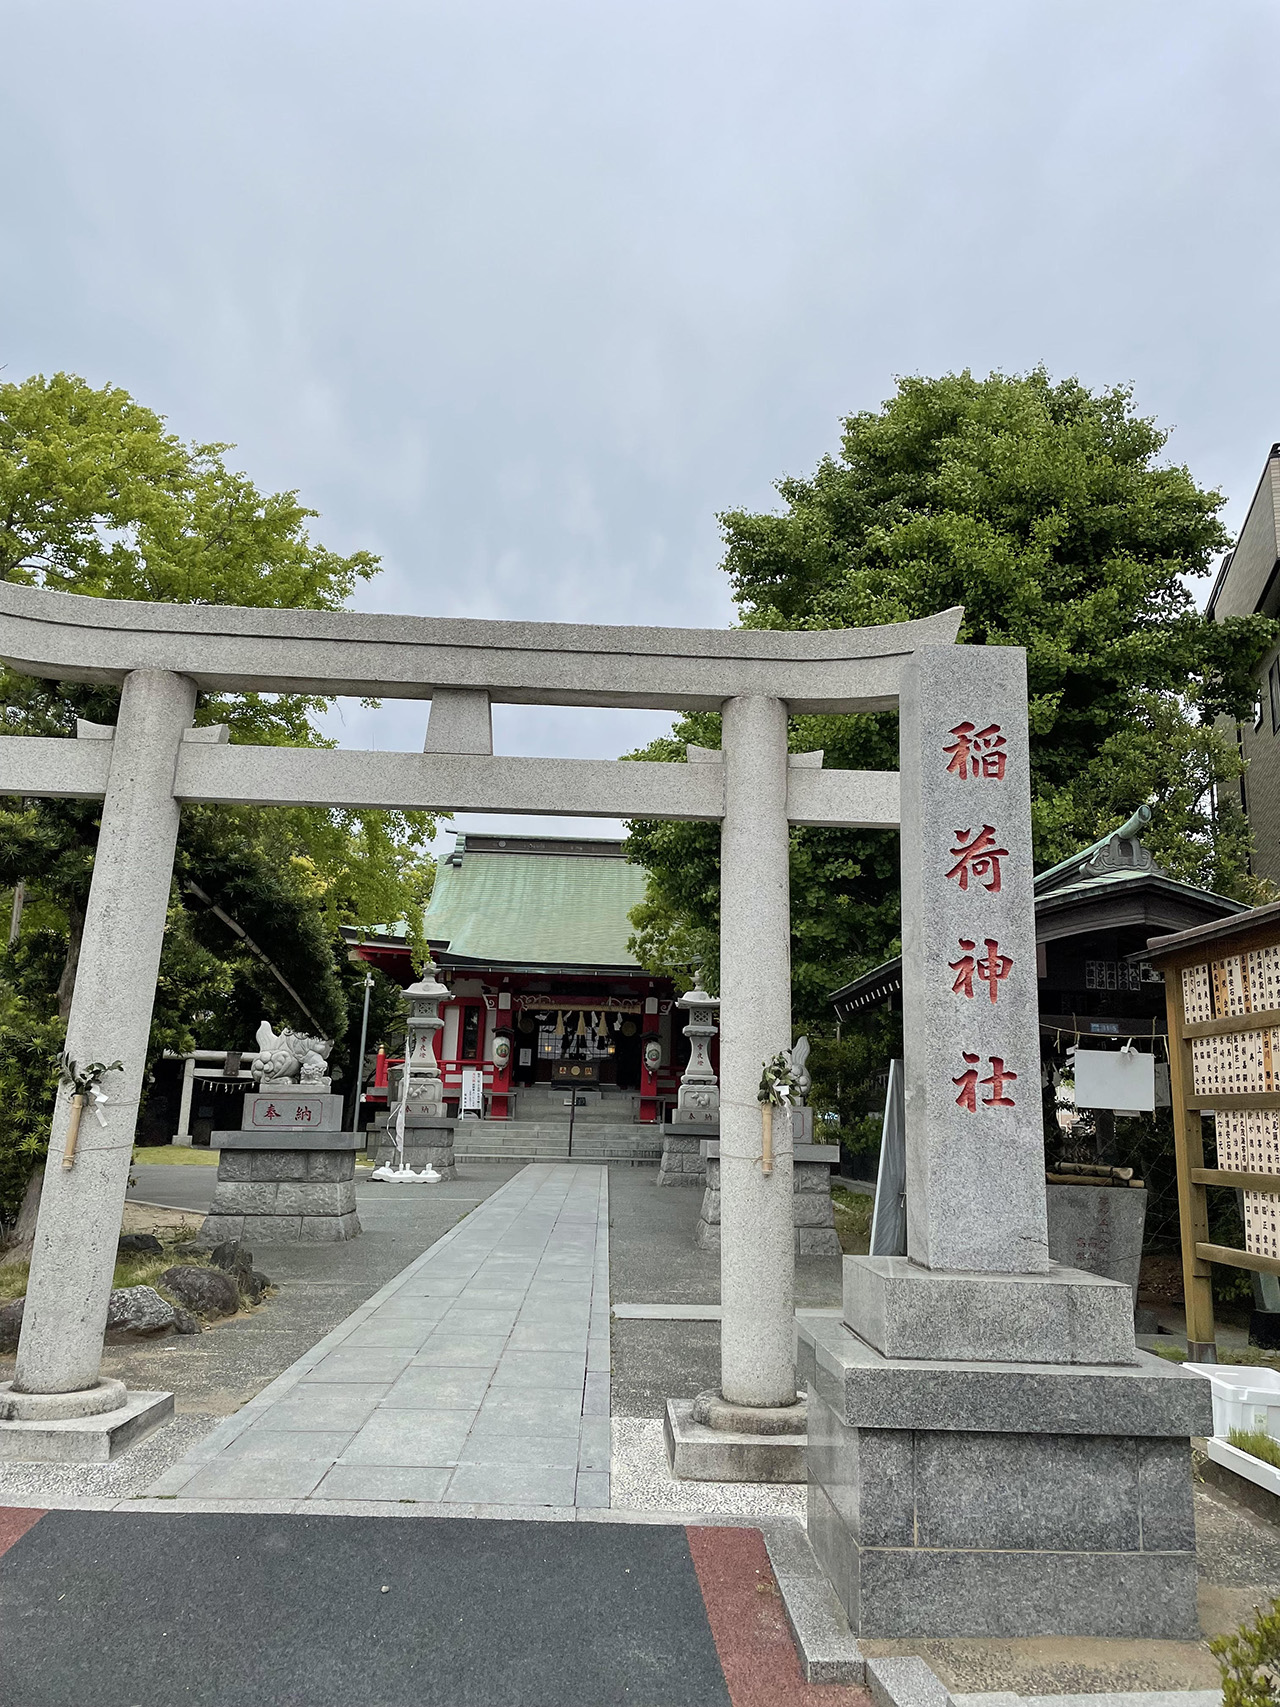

{"left": 0, "top": 582, "right": 960, "bottom": 1449}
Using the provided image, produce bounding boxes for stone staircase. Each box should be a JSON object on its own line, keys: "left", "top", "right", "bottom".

{"left": 451, "top": 1118, "right": 660, "bottom": 1165}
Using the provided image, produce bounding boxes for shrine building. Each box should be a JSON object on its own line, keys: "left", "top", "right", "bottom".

{"left": 348, "top": 833, "right": 681, "bottom": 1126}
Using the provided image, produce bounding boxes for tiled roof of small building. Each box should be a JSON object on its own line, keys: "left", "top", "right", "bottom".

{"left": 423, "top": 834, "right": 647, "bottom": 970}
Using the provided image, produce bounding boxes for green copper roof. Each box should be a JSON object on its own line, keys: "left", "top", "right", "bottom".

{"left": 424, "top": 834, "right": 647, "bottom": 969}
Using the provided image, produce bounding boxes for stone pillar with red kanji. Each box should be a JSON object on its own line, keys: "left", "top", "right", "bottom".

{"left": 898, "top": 643, "right": 1048, "bottom": 1274}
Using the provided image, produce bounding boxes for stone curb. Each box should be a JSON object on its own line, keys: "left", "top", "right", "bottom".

{"left": 866, "top": 1657, "right": 954, "bottom": 1707}
{"left": 758, "top": 1517, "right": 864, "bottom": 1685}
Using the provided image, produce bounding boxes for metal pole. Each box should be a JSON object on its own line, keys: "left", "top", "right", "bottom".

{"left": 350, "top": 971, "right": 373, "bottom": 1137}
{"left": 567, "top": 1076, "right": 577, "bottom": 1159}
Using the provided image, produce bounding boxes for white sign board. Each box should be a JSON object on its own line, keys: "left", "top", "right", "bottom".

{"left": 1073, "top": 1047, "right": 1156, "bottom": 1113}
{"left": 460, "top": 1067, "right": 485, "bottom": 1114}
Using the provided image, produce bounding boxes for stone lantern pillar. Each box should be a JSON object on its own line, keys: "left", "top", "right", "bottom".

{"left": 369, "top": 959, "right": 457, "bottom": 1178}
{"left": 403, "top": 962, "right": 448, "bottom": 1118}
{"left": 657, "top": 974, "right": 720, "bottom": 1186}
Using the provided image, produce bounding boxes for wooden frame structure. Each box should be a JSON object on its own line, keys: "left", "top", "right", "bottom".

{"left": 1147, "top": 898, "right": 1280, "bottom": 1360}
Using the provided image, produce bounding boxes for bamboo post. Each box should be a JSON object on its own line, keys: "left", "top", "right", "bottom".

{"left": 761, "top": 1103, "right": 773, "bottom": 1177}
{"left": 61, "top": 1094, "right": 85, "bottom": 1171}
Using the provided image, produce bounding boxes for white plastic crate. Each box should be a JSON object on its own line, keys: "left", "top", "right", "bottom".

{"left": 1185, "top": 1362, "right": 1280, "bottom": 1441}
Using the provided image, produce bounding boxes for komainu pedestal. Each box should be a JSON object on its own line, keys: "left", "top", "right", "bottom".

{"left": 206, "top": 1087, "right": 361, "bottom": 1243}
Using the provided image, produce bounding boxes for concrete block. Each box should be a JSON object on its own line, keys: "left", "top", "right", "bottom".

{"left": 798, "top": 1228, "right": 843, "bottom": 1256}
{"left": 799, "top": 1315, "right": 1213, "bottom": 1438}
{"left": 664, "top": 1399, "right": 805, "bottom": 1483}
{"left": 208, "top": 1181, "right": 279, "bottom": 1215}
{"left": 912, "top": 1429, "right": 1141, "bottom": 1551}
{"left": 242, "top": 1215, "right": 304, "bottom": 1242}
{"left": 300, "top": 1212, "right": 361, "bottom": 1242}
{"left": 844, "top": 1255, "right": 1139, "bottom": 1365}
{"left": 864, "top": 1657, "right": 951, "bottom": 1707}
{"left": 214, "top": 1150, "right": 252, "bottom": 1180}
{"left": 0, "top": 1390, "right": 173, "bottom": 1463}
{"left": 306, "top": 1150, "right": 355, "bottom": 1182}
{"left": 274, "top": 1181, "right": 353, "bottom": 1217}
{"left": 250, "top": 1150, "right": 306, "bottom": 1181}
{"left": 216, "top": 1129, "right": 361, "bottom": 1151}
{"left": 804, "top": 1352, "right": 1204, "bottom": 1641}
{"left": 793, "top": 1194, "right": 836, "bottom": 1228}
{"left": 1138, "top": 1436, "right": 1197, "bottom": 1551}
{"left": 196, "top": 1214, "right": 244, "bottom": 1245}
{"left": 854, "top": 1544, "right": 1199, "bottom": 1639}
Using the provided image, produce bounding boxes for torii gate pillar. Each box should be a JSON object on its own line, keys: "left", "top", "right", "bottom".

{"left": 2, "top": 669, "right": 195, "bottom": 1437}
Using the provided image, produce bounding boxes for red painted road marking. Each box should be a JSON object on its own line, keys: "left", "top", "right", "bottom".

{"left": 686, "top": 1526, "right": 869, "bottom": 1707}
{"left": 0, "top": 1507, "right": 45, "bottom": 1560}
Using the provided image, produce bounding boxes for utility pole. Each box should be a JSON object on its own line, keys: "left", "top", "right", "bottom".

{"left": 350, "top": 971, "right": 374, "bottom": 1136}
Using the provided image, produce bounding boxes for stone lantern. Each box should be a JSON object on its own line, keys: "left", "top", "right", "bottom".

{"left": 675, "top": 974, "right": 720, "bottom": 1123}
{"left": 657, "top": 971, "right": 720, "bottom": 1186}
{"left": 402, "top": 959, "right": 448, "bottom": 1119}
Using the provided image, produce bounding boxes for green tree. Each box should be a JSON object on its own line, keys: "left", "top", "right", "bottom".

{"left": 0, "top": 373, "right": 437, "bottom": 1225}
{"left": 626, "top": 369, "right": 1276, "bottom": 1129}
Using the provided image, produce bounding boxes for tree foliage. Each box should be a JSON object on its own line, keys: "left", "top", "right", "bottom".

{"left": 0, "top": 373, "right": 436, "bottom": 1217}
{"left": 626, "top": 369, "right": 1277, "bottom": 1129}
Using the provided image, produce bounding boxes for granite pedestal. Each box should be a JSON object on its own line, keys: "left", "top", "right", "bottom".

{"left": 367, "top": 1113, "right": 457, "bottom": 1179}
{"left": 799, "top": 1310, "right": 1211, "bottom": 1639}
{"left": 657, "top": 1117, "right": 713, "bottom": 1187}
{"left": 205, "top": 1088, "right": 361, "bottom": 1243}
{"left": 696, "top": 1142, "right": 841, "bottom": 1257}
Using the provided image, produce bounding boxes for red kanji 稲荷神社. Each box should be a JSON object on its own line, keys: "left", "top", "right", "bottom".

{"left": 953, "top": 1054, "right": 1018, "bottom": 1111}
{"left": 949, "top": 937, "right": 1013, "bottom": 1003}
{"left": 943, "top": 721, "right": 1007, "bottom": 781}
{"left": 946, "top": 825, "right": 1009, "bottom": 893}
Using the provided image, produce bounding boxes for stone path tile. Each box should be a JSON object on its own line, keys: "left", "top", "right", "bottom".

{"left": 146, "top": 1164, "right": 613, "bottom": 1511}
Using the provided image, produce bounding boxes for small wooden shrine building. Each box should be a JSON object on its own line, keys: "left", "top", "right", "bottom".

{"left": 348, "top": 833, "right": 679, "bottom": 1122}
{"left": 831, "top": 809, "right": 1245, "bottom": 1067}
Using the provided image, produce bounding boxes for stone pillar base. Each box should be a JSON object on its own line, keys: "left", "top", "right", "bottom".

{"left": 664, "top": 1398, "right": 806, "bottom": 1483}
{"left": 798, "top": 1314, "right": 1213, "bottom": 1639}
{"left": 367, "top": 1117, "right": 457, "bottom": 1180}
{"left": 200, "top": 1147, "right": 361, "bottom": 1243}
{"left": 696, "top": 1146, "right": 842, "bottom": 1255}
{"left": 0, "top": 1387, "right": 173, "bottom": 1462}
{"left": 657, "top": 1129, "right": 708, "bottom": 1186}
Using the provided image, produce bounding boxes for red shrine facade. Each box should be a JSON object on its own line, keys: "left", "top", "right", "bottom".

{"left": 345, "top": 833, "right": 683, "bottom": 1124}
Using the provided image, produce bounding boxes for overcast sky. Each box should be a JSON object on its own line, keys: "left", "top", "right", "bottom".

{"left": 5, "top": 0, "right": 1280, "bottom": 845}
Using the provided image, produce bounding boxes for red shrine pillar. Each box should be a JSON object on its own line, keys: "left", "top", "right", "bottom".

{"left": 487, "top": 993, "right": 513, "bottom": 1120}
{"left": 639, "top": 998, "right": 661, "bottom": 1124}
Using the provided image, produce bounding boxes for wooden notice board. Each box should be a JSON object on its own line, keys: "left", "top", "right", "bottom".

{"left": 1146, "top": 898, "right": 1280, "bottom": 1360}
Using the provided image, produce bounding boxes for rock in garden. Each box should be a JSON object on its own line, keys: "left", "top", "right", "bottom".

{"left": 0, "top": 1298, "right": 24, "bottom": 1352}
{"left": 210, "top": 1240, "right": 254, "bottom": 1281}
{"left": 105, "top": 1286, "right": 178, "bottom": 1336}
{"left": 172, "top": 1309, "right": 201, "bottom": 1335}
{"left": 117, "top": 1232, "right": 164, "bottom": 1255}
{"left": 238, "top": 1270, "right": 270, "bottom": 1304}
{"left": 160, "top": 1265, "right": 240, "bottom": 1318}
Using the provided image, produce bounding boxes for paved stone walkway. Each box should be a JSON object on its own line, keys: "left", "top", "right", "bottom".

{"left": 147, "top": 1164, "right": 610, "bottom": 1509}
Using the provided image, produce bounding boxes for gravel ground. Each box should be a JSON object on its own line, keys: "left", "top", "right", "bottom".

{"left": 610, "top": 1416, "right": 805, "bottom": 1522}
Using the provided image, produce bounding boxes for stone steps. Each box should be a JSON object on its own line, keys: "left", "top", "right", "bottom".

{"left": 452, "top": 1121, "right": 660, "bottom": 1164}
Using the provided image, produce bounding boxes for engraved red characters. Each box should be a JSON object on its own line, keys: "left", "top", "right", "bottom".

{"left": 953, "top": 1053, "right": 1018, "bottom": 1111}
{"left": 944, "top": 721, "right": 1007, "bottom": 780}
{"left": 949, "top": 938, "right": 1013, "bottom": 1004}
{"left": 946, "top": 825, "right": 1009, "bottom": 893}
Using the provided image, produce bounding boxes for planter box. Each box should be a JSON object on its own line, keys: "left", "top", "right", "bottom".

{"left": 1185, "top": 1362, "right": 1280, "bottom": 1441}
